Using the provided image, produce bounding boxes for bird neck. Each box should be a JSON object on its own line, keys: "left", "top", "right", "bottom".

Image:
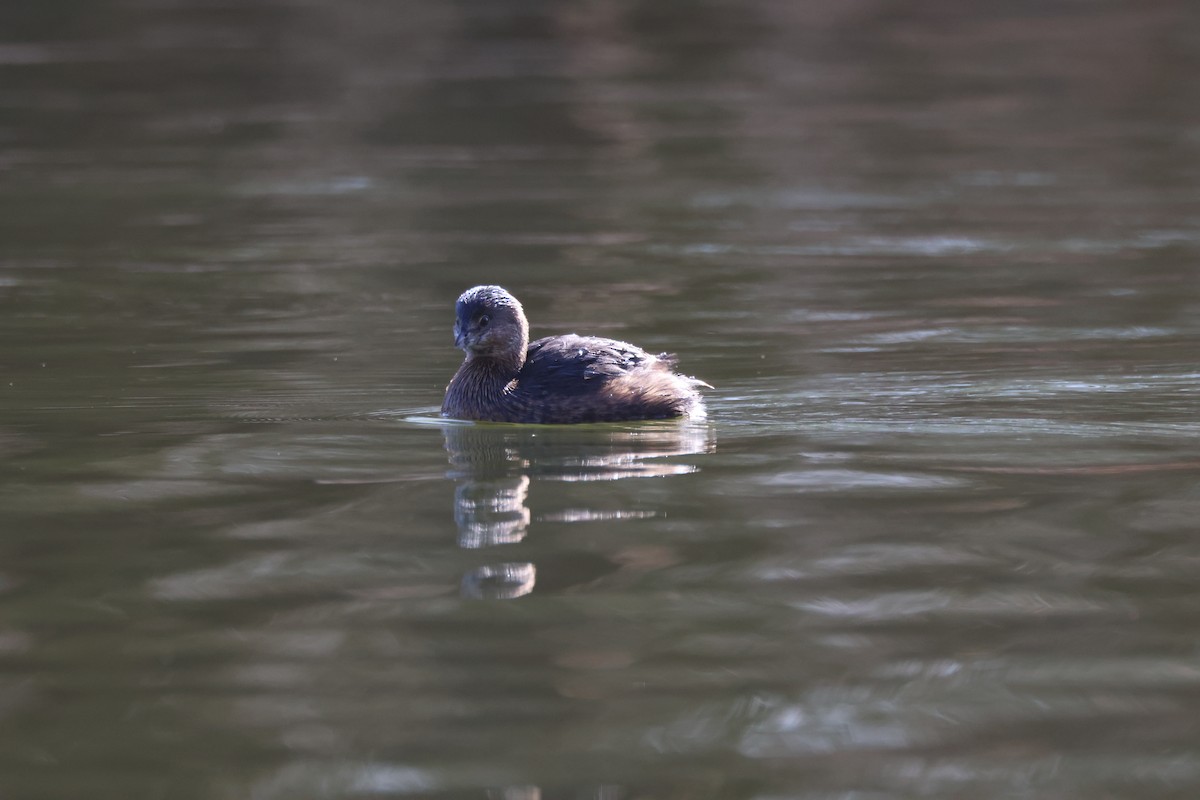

{"left": 462, "top": 315, "right": 529, "bottom": 378}
{"left": 443, "top": 349, "right": 524, "bottom": 420}
{"left": 461, "top": 351, "right": 522, "bottom": 384}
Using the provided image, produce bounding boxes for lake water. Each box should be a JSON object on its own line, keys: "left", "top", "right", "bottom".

{"left": 2, "top": 1, "right": 1199, "bottom": 798}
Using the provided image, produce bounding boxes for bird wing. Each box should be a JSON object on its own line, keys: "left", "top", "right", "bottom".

{"left": 518, "top": 335, "right": 660, "bottom": 397}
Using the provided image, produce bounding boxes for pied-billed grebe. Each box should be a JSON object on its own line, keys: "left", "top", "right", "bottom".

{"left": 441, "top": 285, "right": 709, "bottom": 424}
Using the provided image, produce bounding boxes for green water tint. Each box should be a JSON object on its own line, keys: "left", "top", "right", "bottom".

{"left": 2, "top": 0, "right": 1200, "bottom": 798}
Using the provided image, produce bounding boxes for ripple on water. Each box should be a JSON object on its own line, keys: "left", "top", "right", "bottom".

{"left": 755, "top": 543, "right": 992, "bottom": 581}
{"left": 239, "top": 763, "right": 436, "bottom": 799}
{"left": 877, "top": 656, "right": 1200, "bottom": 689}
{"left": 760, "top": 469, "right": 969, "bottom": 492}
{"left": 150, "top": 552, "right": 414, "bottom": 601}
{"left": 793, "top": 587, "right": 1130, "bottom": 621}
{"left": 709, "top": 374, "right": 1200, "bottom": 442}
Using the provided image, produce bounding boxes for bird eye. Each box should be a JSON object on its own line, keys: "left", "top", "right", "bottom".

{"left": 478, "top": 314, "right": 490, "bottom": 327}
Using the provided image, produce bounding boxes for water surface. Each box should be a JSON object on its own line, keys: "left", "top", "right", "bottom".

{"left": 2, "top": 1, "right": 1200, "bottom": 798}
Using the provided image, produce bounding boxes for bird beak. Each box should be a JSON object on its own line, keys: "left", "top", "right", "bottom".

{"left": 453, "top": 324, "right": 466, "bottom": 350}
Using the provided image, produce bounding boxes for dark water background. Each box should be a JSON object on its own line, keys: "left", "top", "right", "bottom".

{"left": 2, "top": 1, "right": 1200, "bottom": 798}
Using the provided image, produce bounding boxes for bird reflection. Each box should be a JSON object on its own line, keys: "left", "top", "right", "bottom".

{"left": 455, "top": 475, "right": 530, "bottom": 549}
{"left": 461, "top": 562, "right": 537, "bottom": 601}
{"left": 444, "top": 421, "right": 714, "bottom": 599}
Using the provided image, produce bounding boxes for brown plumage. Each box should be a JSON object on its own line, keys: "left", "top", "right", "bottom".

{"left": 441, "top": 285, "right": 708, "bottom": 424}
